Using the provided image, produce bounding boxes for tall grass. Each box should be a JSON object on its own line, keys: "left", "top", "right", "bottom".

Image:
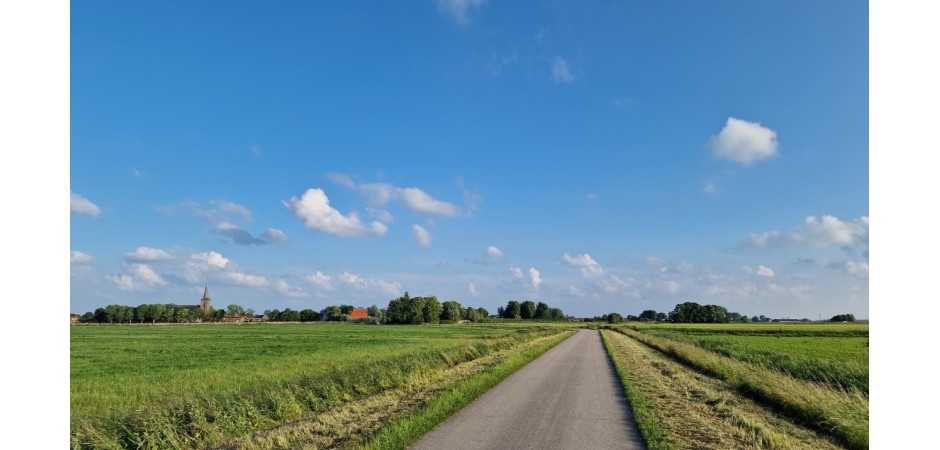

{"left": 608, "top": 326, "right": 869, "bottom": 450}
{"left": 70, "top": 323, "right": 567, "bottom": 449}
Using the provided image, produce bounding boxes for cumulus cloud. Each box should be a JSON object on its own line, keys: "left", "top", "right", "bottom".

{"left": 510, "top": 267, "right": 524, "bottom": 279}
{"left": 275, "top": 279, "right": 309, "bottom": 298}
{"left": 467, "top": 281, "right": 477, "bottom": 295}
{"left": 261, "top": 228, "right": 290, "bottom": 244}
{"left": 561, "top": 253, "right": 629, "bottom": 294}
{"left": 480, "top": 246, "right": 505, "bottom": 264}
{"left": 744, "top": 231, "right": 784, "bottom": 249}
{"left": 214, "top": 223, "right": 290, "bottom": 245}
{"left": 412, "top": 224, "right": 432, "bottom": 249}
{"left": 561, "top": 253, "right": 605, "bottom": 279}
{"left": 744, "top": 265, "right": 775, "bottom": 278}
{"left": 843, "top": 261, "right": 869, "bottom": 279}
{"left": 71, "top": 192, "right": 100, "bottom": 217}
{"left": 156, "top": 199, "right": 253, "bottom": 224}
{"left": 747, "top": 215, "right": 869, "bottom": 250}
{"left": 709, "top": 117, "right": 779, "bottom": 165}
{"left": 70, "top": 251, "right": 93, "bottom": 264}
{"left": 552, "top": 56, "right": 575, "bottom": 83}
{"left": 339, "top": 271, "right": 402, "bottom": 296}
{"left": 331, "top": 175, "right": 468, "bottom": 218}
{"left": 283, "top": 188, "right": 387, "bottom": 238}
{"left": 529, "top": 267, "right": 542, "bottom": 289}
{"left": 792, "top": 215, "right": 869, "bottom": 248}
{"left": 182, "top": 251, "right": 268, "bottom": 288}
{"left": 124, "top": 247, "right": 173, "bottom": 263}
{"left": 106, "top": 263, "right": 166, "bottom": 291}
{"left": 435, "top": 0, "right": 487, "bottom": 25}
{"left": 307, "top": 271, "right": 336, "bottom": 291}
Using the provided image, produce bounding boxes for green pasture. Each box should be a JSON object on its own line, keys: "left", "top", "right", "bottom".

{"left": 630, "top": 323, "right": 869, "bottom": 392}
{"left": 71, "top": 323, "right": 542, "bottom": 421}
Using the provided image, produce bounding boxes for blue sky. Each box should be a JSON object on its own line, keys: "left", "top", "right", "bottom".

{"left": 69, "top": 1, "right": 868, "bottom": 319}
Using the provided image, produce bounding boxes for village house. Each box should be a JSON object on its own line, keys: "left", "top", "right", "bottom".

{"left": 349, "top": 308, "right": 369, "bottom": 320}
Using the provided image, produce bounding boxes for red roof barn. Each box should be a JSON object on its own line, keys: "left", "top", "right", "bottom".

{"left": 349, "top": 308, "right": 369, "bottom": 320}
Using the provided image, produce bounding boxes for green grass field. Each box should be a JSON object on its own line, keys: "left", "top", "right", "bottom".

{"left": 70, "top": 322, "right": 572, "bottom": 449}
{"left": 604, "top": 323, "right": 869, "bottom": 449}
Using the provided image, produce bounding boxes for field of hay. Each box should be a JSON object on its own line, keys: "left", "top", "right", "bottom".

{"left": 602, "top": 323, "right": 869, "bottom": 450}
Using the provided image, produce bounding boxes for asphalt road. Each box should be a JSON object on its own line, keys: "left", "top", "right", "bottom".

{"left": 410, "top": 329, "right": 646, "bottom": 450}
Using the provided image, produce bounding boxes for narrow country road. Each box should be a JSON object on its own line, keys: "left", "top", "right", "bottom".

{"left": 410, "top": 329, "right": 646, "bottom": 450}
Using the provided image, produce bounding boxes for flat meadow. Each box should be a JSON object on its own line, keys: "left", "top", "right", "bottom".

{"left": 70, "top": 322, "right": 573, "bottom": 449}
{"left": 602, "top": 322, "right": 869, "bottom": 450}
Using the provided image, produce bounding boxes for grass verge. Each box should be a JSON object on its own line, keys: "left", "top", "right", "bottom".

{"left": 607, "top": 326, "right": 867, "bottom": 449}
{"left": 600, "top": 330, "right": 673, "bottom": 450}
{"left": 602, "top": 330, "right": 843, "bottom": 449}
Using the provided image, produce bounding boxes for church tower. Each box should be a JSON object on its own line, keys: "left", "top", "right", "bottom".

{"left": 200, "top": 284, "right": 212, "bottom": 315}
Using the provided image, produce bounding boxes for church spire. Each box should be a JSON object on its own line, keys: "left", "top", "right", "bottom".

{"left": 202, "top": 283, "right": 210, "bottom": 300}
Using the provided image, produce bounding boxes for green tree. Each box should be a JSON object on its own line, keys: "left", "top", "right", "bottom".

{"left": 136, "top": 304, "right": 151, "bottom": 323}
{"left": 150, "top": 304, "right": 167, "bottom": 323}
{"left": 422, "top": 296, "right": 442, "bottom": 324}
{"left": 534, "top": 302, "right": 550, "bottom": 319}
{"left": 476, "top": 307, "right": 490, "bottom": 320}
{"left": 639, "top": 310, "right": 657, "bottom": 321}
{"left": 607, "top": 312, "right": 623, "bottom": 324}
{"left": 175, "top": 307, "right": 190, "bottom": 323}
{"left": 225, "top": 304, "right": 245, "bottom": 317}
{"left": 281, "top": 308, "right": 301, "bottom": 322}
{"left": 504, "top": 301, "right": 521, "bottom": 319}
{"left": 549, "top": 307, "right": 565, "bottom": 321}
{"left": 521, "top": 301, "right": 537, "bottom": 319}
{"left": 441, "top": 301, "right": 463, "bottom": 321}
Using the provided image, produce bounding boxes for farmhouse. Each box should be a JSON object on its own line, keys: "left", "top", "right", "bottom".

{"left": 349, "top": 308, "right": 369, "bottom": 320}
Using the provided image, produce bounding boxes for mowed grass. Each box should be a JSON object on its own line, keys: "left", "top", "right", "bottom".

{"left": 605, "top": 324, "right": 869, "bottom": 449}
{"left": 635, "top": 324, "right": 869, "bottom": 393}
{"left": 71, "top": 322, "right": 569, "bottom": 449}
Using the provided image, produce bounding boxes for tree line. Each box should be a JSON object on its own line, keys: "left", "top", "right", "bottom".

{"left": 599, "top": 301, "right": 826, "bottom": 324}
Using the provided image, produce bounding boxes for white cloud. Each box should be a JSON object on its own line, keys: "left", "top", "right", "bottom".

{"left": 552, "top": 55, "right": 575, "bottom": 83}
{"left": 333, "top": 176, "right": 465, "bottom": 218}
{"left": 261, "top": 228, "right": 290, "bottom": 244}
{"left": 757, "top": 265, "right": 775, "bottom": 278}
{"left": 70, "top": 251, "right": 93, "bottom": 264}
{"left": 529, "top": 267, "right": 542, "bottom": 289}
{"left": 124, "top": 247, "right": 173, "bottom": 263}
{"left": 191, "top": 251, "right": 230, "bottom": 269}
{"left": 467, "top": 281, "right": 477, "bottom": 295}
{"left": 792, "top": 215, "right": 869, "bottom": 247}
{"left": 366, "top": 207, "right": 394, "bottom": 223}
{"left": 709, "top": 117, "right": 779, "bottom": 165}
{"left": 561, "top": 253, "right": 605, "bottom": 278}
{"left": 212, "top": 200, "right": 254, "bottom": 223}
{"left": 107, "top": 263, "right": 166, "bottom": 291}
{"left": 745, "top": 231, "right": 783, "bottom": 249}
{"left": 275, "top": 279, "right": 309, "bottom": 298}
{"left": 412, "top": 224, "right": 433, "bottom": 249}
{"left": 283, "top": 188, "right": 386, "bottom": 238}
{"left": 435, "top": 0, "right": 487, "bottom": 25}
{"left": 398, "top": 187, "right": 461, "bottom": 216}
{"left": 339, "top": 271, "right": 402, "bottom": 296}
{"left": 156, "top": 199, "right": 253, "bottom": 224}
{"left": 223, "top": 272, "right": 268, "bottom": 287}
{"left": 326, "top": 172, "right": 357, "bottom": 189}
{"left": 70, "top": 192, "right": 100, "bottom": 217}
{"left": 568, "top": 285, "right": 586, "bottom": 297}
{"left": 307, "top": 271, "right": 336, "bottom": 291}
{"left": 510, "top": 267, "right": 524, "bottom": 279}
{"left": 481, "top": 246, "right": 505, "bottom": 264}
{"left": 843, "top": 261, "right": 869, "bottom": 279}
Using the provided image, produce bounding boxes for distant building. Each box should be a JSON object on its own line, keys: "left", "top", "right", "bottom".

{"left": 222, "top": 316, "right": 247, "bottom": 323}
{"left": 249, "top": 314, "right": 269, "bottom": 322}
{"left": 70, "top": 316, "right": 81, "bottom": 324}
{"left": 200, "top": 284, "right": 212, "bottom": 315}
{"left": 349, "top": 308, "right": 369, "bottom": 320}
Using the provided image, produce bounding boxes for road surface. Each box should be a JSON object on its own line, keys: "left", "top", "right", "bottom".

{"left": 411, "top": 329, "right": 646, "bottom": 449}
